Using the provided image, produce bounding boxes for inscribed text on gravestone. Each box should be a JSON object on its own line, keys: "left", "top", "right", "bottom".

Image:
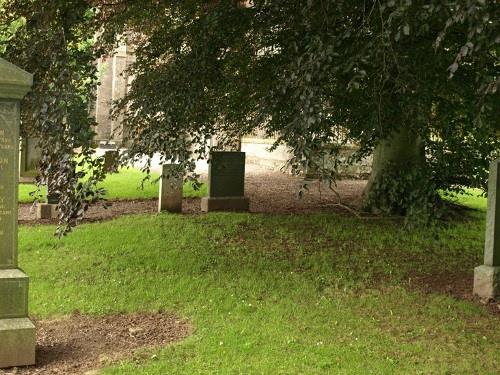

{"left": 0, "top": 101, "right": 18, "bottom": 269}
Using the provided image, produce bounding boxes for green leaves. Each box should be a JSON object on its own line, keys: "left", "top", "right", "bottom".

{"left": 1, "top": 0, "right": 104, "bottom": 235}
{"left": 97, "top": 0, "right": 500, "bottom": 222}
{"left": 1, "top": 0, "right": 498, "bottom": 228}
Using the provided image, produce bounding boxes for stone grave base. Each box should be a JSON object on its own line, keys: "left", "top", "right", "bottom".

{"left": 36, "top": 203, "right": 58, "bottom": 220}
{"left": 201, "top": 197, "right": 250, "bottom": 212}
{"left": 0, "top": 318, "right": 36, "bottom": 368}
{"left": 19, "top": 176, "right": 36, "bottom": 184}
{"left": 473, "top": 265, "right": 500, "bottom": 299}
{"left": 159, "top": 199, "right": 183, "bottom": 213}
{"left": 0, "top": 269, "right": 29, "bottom": 318}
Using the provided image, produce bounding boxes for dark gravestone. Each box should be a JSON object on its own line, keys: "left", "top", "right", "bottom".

{"left": 103, "top": 150, "right": 119, "bottom": 173}
{"left": 201, "top": 151, "right": 249, "bottom": 212}
{"left": 37, "top": 180, "right": 59, "bottom": 220}
{"left": 0, "top": 58, "right": 35, "bottom": 368}
{"left": 47, "top": 192, "right": 60, "bottom": 205}
{"left": 209, "top": 151, "right": 245, "bottom": 197}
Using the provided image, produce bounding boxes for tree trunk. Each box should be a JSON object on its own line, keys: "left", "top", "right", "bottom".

{"left": 363, "top": 127, "right": 425, "bottom": 213}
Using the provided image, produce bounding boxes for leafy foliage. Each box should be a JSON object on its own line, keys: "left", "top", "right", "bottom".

{"left": 1, "top": 0, "right": 499, "bottom": 230}
{"left": 363, "top": 161, "right": 442, "bottom": 226}
{"left": 437, "top": 0, "right": 500, "bottom": 96}
{"left": 100, "top": 0, "right": 499, "bottom": 217}
{"left": 0, "top": 0, "right": 107, "bottom": 234}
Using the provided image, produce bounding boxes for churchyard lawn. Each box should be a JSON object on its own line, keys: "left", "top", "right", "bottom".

{"left": 18, "top": 167, "right": 207, "bottom": 203}
{"left": 18, "top": 193, "right": 499, "bottom": 374}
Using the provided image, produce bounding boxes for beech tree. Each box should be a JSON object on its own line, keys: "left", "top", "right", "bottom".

{"left": 0, "top": 0, "right": 499, "bottom": 232}
{"left": 101, "top": 0, "right": 500, "bottom": 222}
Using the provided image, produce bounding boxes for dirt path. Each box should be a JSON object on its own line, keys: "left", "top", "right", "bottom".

{"left": 19, "top": 168, "right": 368, "bottom": 224}
{"left": 0, "top": 313, "right": 189, "bottom": 375}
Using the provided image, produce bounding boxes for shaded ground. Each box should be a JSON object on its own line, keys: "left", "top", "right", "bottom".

{"left": 17, "top": 167, "right": 498, "bottom": 312}
{"left": 1, "top": 313, "right": 190, "bottom": 375}
{"left": 409, "top": 271, "right": 474, "bottom": 300}
{"left": 408, "top": 271, "right": 500, "bottom": 314}
{"left": 19, "top": 167, "right": 367, "bottom": 224}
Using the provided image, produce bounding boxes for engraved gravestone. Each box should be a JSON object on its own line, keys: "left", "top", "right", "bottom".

{"left": 158, "top": 164, "right": 183, "bottom": 213}
{"left": 0, "top": 101, "right": 18, "bottom": 268}
{"left": 208, "top": 151, "right": 245, "bottom": 197}
{"left": 0, "top": 58, "right": 35, "bottom": 368}
{"left": 201, "top": 151, "right": 249, "bottom": 212}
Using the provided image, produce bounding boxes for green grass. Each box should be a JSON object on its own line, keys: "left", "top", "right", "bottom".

{"left": 18, "top": 168, "right": 207, "bottom": 203}
{"left": 443, "top": 188, "right": 487, "bottom": 212}
{"left": 18, "top": 193, "right": 499, "bottom": 374}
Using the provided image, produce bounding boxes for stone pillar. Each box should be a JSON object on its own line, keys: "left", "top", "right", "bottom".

{"left": 95, "top": 41, "right": 132, "bottom": 146}
{"left": 95, "top": 57, "right": 113, "bottom": 142}
{"left": 474, "top": 159, "right": 500, "bottom": 299}
{"left": 0, "top": 58, "right": 36, "bottom": 368}
{"left": 19, "top": 137, "right": 41, "bottom": 183}
{"left": 201, "top": 151, "right": 250, "bottom": 212}
{"left": 110, "top": 44, "right": 128, "bottom": 144}
{"left": 158, "top": 164, "right": 183, "bottom": 213}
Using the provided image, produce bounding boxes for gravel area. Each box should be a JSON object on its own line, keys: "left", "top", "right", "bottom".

{"left": 18, "top": 165, "right": 367, "bottom": 224}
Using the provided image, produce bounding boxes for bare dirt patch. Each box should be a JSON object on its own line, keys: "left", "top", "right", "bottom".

{"left": 409, "top": 271, "right": 474, "bottom": 299}
{"left": 0, "top": 312, "right": 190, "bottom": 375}
{"left": 246, "top": 172, "right": 366, "bottom": 214}
{"left": 407, "top": 271, "right": 500, "bottom": 315}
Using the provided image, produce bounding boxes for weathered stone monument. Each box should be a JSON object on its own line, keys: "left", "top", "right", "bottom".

{"left": 36, "top": 185, "right": 59, "bottom": 220}
{"left": 158, "top": 164, "right": 183, "bottom": 213}
{"left": 201, "top": 151, "right": 249, "bottom": 212}
{"left": 94, "top": 42, "right": 134, "bottom": 146}
{"left": 473, "top": 159, "right": 500, "bottom": 299}
{"left": 0, "top": 58, "right": 36, "bottom": 368}
{"left": 19, "top": 137, "right": 41, "bottom": 183}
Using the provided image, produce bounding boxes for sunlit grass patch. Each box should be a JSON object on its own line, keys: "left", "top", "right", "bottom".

{"left": 19, "top": 207, "right": 498, "bottom": 374}
{"left": 18, "top": 167, "right": 207, "bottom": 203}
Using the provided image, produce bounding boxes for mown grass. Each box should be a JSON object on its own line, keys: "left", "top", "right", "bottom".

{"left": 18, "top": 192, "right": 499, "bottom": 374}
{"left": 443, "top": 188, "right": 487, "bottom": 211}
{"left": 18, "top": 168, "right": 207, "bottom": 203}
